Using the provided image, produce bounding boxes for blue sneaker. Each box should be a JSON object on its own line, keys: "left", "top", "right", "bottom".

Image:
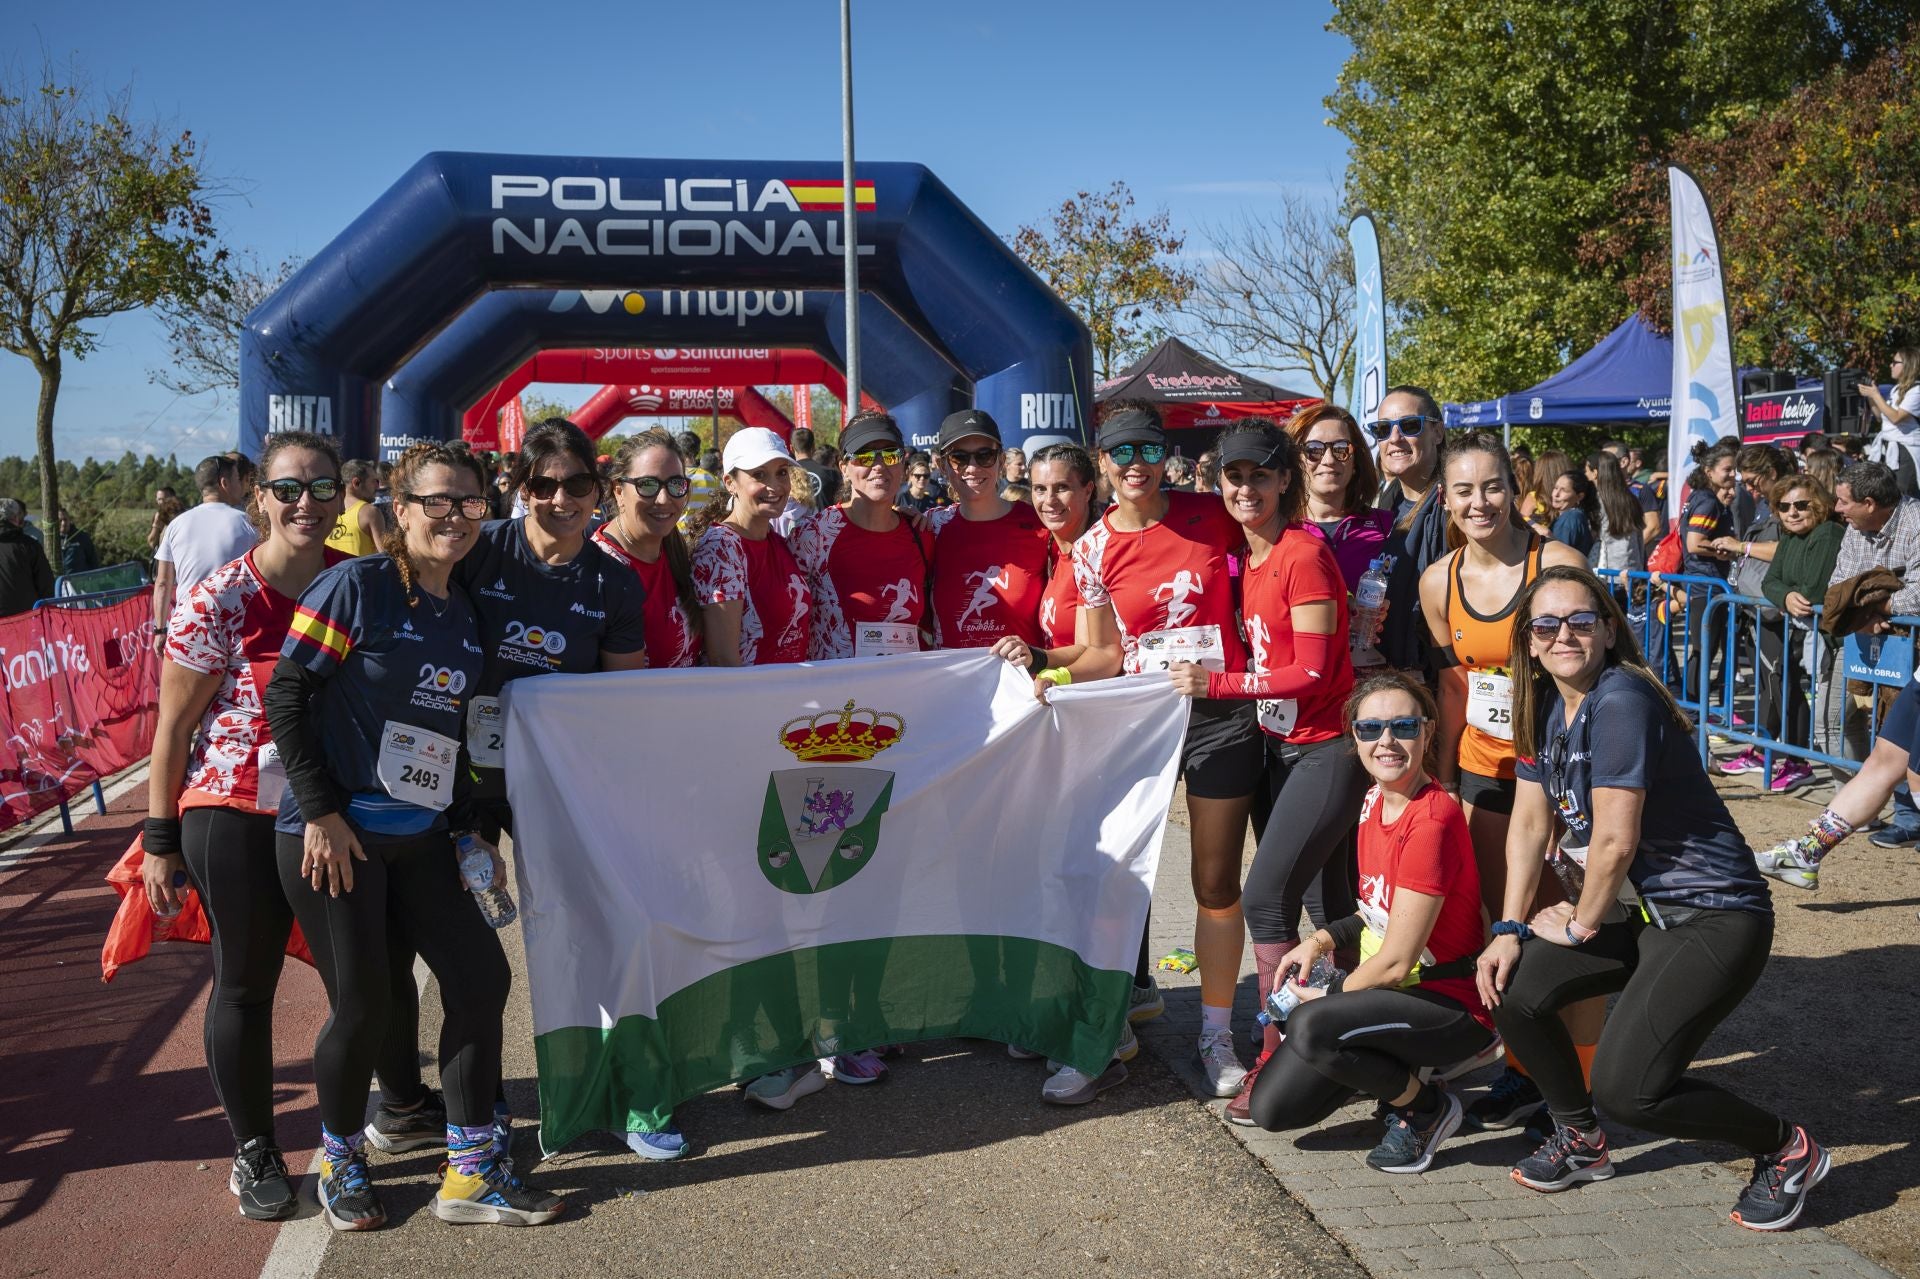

{"left": 317, "top": 1151, "right": 385, "bottom": 1231}
{"left": 1869, "top": 825, "right": 1920, "bottom": 848}
{"left": 625, "top": 1126, "right": 690, "bottom": 1161}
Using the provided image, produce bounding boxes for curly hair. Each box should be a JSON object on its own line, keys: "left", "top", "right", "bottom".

{"left": 381, "top": 442, "right": 489, "bottom": 604}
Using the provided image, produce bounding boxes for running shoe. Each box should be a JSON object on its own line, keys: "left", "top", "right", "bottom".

{"left": 624, "top": 1126, "right": 689, "bottom": 1162}
{"left": 1465, "top": 1067, "right": 1545, "bottom": 1130}
{"left": 1755, "top": 841, "right": 1820, "bottom": 890}
{"left": 1045, "top": 1024, "right": 1139, "bottom": 1073}
{"left": 1869, "top": 824, "right": 1920, "bottom": 848}
{"left": 823, "top": 1049, "right": 889, "bottom": 1085}
{"left": 744, "top": 1063, "right": 826, "bottom": 1110}
{"left": 362, "top": 1087, "right": 447, "bottom": 1153}
{"left": 1006, "top": 1043, "right": 1044, "bottom": 1060}
{"left": 1716, "top": 746, "right": 1763, "bottom": 776}
{"left": 1433, "top": 1034, "right": 1505, "bottom": 1083}
{"left": 1128, "top": 978, "right": 1166, "bottom": 1024}
{"left": 1368, "top": 1089, "right": 1464, "bottom": 1174}
{"left": 229, "top": 1136, "right": 298, "bottom": 1222}
{"left": 317, "top": 1151, "right": 385, "bottom": 1231}
{"left": 1511, "top": 1123, "right": 1615, "bottom": 1192}
{"left": 433, "top": 1159, "right": 565, "bottom": 1226}
{"left": 1731, "top": 1125, "right": 1830, "bottom": 1232}
{"left": 1040, "top": 1060, "right": 1129, "bottom": 1105}
{"left": 1198, "top": 1028, "right": 1247, "bottom": 1098}
{"left": 1225, "top": 1048, "right": 1273, "bottom": 1126}
{"left": 1768, "top": 759, "right": 1815, "bottom": 793}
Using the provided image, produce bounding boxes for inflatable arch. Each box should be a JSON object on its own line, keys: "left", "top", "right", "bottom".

{"left": 380, "top": 287, "right": 962, "bottom": 462}
{"left": 242, "top": 154, "right": 1090, "bottom": 460}
{"left": 569, "top": 384, "right": 794, "bottom": 440}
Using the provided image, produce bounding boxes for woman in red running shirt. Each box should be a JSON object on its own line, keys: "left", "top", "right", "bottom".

{"left": 692, "top": 428, "right": 812, "bottom": 667}
{"left": 1072, "top": 403, "right": 1261, "bottom": 1100}
{"left": 926, "top": 409, "right": 1050, "bottom": 650}
{"left": 143, "top": 430, "right": 347, "bottom": 1221}
{"left": 990, "top": 442, "right": 1123, "bottom": 689}
{"left": 592, "top": 429, "right": 704, "bottom": 669}
{"left": 1244, "top": 673, "right": 1494, "bottom": 1177}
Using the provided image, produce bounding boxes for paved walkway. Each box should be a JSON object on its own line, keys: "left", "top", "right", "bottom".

{"left": 1140, "top": 821, "right": 1896, "bottom": 1279}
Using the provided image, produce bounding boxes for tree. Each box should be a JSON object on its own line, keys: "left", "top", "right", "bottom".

{"left": 151, "top": 249, "right": 301, "bottom": 395}
{"left": 1327, "top": 0, "right": 1878, "bottom": 402}
{"left": 1580, "top": 34, "right": 1920, "bottom": 374}
{"left": 1184, "top": 189, "right": 1356, "bottom": 401}
{"left": 1011, "top": 181, "right": 1197, "bottom": 381}
{"left": 0, "top": 62, "right": 223, "bottom": 565}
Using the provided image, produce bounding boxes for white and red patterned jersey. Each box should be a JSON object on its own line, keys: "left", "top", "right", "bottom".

{"left": 789, "top": 505, "right": 930, "bottom": 660}
{"left": 592, "top": 526, "right": 703, "bottom": 668}
{"left": 1072, "top": 490, "right": 1248, "bottom": 676}
{"left": 165, "top": 549, "right": 345, "bottom": 811}
{"left": 926, "top": 503, "right": 1049, "bottom": 649}
{"left": 692, "top": 522, "right": 811, "bottom": 666}
{"left": 1037, "top": 543, "right": 1081, "bottom": 650}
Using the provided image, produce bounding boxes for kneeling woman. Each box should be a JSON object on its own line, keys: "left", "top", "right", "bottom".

{"left": 265, "top": 443, "right": 562, "bottom": 1230}
{"left": 1245, "top": 673, "right": 1494, "bottom": 1175}
{"left": 1478, "top": 565, "right": 1825, "bottom": 1232}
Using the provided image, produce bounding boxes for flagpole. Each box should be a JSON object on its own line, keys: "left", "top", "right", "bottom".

{"left": 839, "top": 0, "right": 861, "bottom": 426}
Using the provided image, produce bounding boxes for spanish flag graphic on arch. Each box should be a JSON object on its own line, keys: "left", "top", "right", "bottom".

{"left": 786, "top": 179, "right": 877, "bottom": 212}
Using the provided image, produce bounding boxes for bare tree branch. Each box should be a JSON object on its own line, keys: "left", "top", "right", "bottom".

{"left": 151, "top": 250, "right": 301, "bottom": 394}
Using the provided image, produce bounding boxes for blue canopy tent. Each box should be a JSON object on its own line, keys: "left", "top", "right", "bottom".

{"left": 1444, "top": 315, "right": 1672, "bottom": 439}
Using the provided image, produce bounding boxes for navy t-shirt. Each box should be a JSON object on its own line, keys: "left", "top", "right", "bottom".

{"left": 1634, "top": 480, "right": 1668, "bottom": 542}
{"left": 1516, "top": 665, "right": 1770, "bottom": 916}
{"left": 278, "top": 555, "right": 484, "bottom": 835}
{"left": 1878, "top": 679, "right": 1920, "bottom": 767}
{"left": 1680, "top": 488, "right": 1732, "bottom": 579}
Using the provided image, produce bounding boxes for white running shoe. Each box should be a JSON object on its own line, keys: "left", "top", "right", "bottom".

{"left": 1041, "top": 1060, "right": 1128, "bottom": 1105}
{"left": 1127, "top": 979, "right": 1166, "bottom": 1024}
{"left": 1198, "top": 1028, "right": 1247, "bottom": 1098}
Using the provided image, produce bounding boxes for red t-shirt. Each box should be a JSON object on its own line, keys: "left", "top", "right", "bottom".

{"left": 790, "top": 505, "right": 931, "bottom": 660}
{"left": 591, "top": 526, "right": 703, "bottom": 669}
{"left": 1038, "top": 543, "right": 1081, "bottom": 651}
{"left": 927, "top": 503, "right": 1050, "bottom": 648}
{"left": 1208, "top": 525, "right": 1352, "bottom": 743}
{"left": 691, "top": 522, "right": 811, "bottom": 666}
{"left": 1072, "top": 491, "right": 1248, "bottom": 676}
{"left": 1356, "top": 781, "right": 1491, "bottom": 1028}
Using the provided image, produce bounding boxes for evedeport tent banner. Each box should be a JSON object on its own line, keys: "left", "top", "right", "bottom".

{"left": 502, "top": 651, "right": 1185, "bottom": 1149}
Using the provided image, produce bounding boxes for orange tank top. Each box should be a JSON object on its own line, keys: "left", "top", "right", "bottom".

{"left": 1445, "top": 536, "right": 1543, "bottom": 780}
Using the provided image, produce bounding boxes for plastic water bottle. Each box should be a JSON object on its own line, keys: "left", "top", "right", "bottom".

{"left": 1350, "top": 556, "right": 1391, "bottom": 668}
{"left": 1257, "top": 956, "right": 1341, "bottom": 1027}
{"left": 151, "top": 869, "right": 188, "bottom": 942}
{"left": 457, "top": 834, "right": 518, "bottom": 930}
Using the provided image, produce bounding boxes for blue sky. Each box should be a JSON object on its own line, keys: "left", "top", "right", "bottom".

{"left": 0, "top": 0, "right": 1350, "bottom": 461}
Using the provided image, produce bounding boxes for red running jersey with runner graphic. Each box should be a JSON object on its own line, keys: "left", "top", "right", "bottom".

{"left": 1213, "top": 526, "right": 1351, "bottom": 743}
{"left": 1038, "top": 543, "right": 1081, "bottom": 650}
{"left": 591, "top": 526, "right": 703, "bottom": 668}
{"left": 789, "top": 505, "right": 930, "bottom": 660}
{"left": 692, "top": 522, "right": 811, "bottom": 666}
{"left": 1356, "top": 781, "right": 1492, "bottom": 1029}
{"left": 927, "top": 504, "right": 1050, "bottom": 648}
{"left": 1072, "top": 491, "right": 1248, "bottom": 676}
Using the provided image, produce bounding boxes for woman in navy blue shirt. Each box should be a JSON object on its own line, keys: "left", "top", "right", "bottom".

{"left": 1474, "top": 565, "right": 1824, "bottom": 1232}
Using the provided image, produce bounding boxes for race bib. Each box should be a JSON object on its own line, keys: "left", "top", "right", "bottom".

{"left": 853, "top": 622, "right": 919, "bottom": 660}
{"left": 375, "top": 721, "right": 460, "bottom": 812}
{"left": 466, "top": 696, "right": 505, "bottom": 769}
{"left": 254, "top": 742, "right": 287, "bottom": 813}
{"left": 1551, "top": 841, "right": 1641, "bottom": 907}
{"left": 1256, "top": 698, "right": 1298, "bottom": 736}
{"left": 1355, "top": 898, "right": 1436, "bottom": 986}
{"left": 1136, "top": 624, "right": 1226, "bottom": 673}
{"left": 1466, "top": 669, "right": 1514, "bottom": 739}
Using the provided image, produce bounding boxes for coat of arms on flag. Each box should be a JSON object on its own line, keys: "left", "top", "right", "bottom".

{"left": 757, "top": 699, "right": 905, "bottom": 894}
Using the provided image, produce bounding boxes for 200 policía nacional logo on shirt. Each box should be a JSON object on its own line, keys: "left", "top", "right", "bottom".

{"left": 758, "top": 699, "right": 903, "bottom": 895}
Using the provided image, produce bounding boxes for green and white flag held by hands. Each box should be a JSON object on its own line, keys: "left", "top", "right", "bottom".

{"left": 502, "top": 650, "right": 1186, "bottom": 1149}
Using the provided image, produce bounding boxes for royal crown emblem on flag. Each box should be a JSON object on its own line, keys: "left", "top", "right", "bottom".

{"left": 757, "top": 699, "right": 904, "bottom": 894}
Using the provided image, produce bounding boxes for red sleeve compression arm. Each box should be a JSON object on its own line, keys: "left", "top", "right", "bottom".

{"left": 1204, "top": 628, "right": 1338, "bottom": 701}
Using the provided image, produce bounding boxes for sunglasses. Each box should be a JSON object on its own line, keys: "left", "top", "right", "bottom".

{"left": 1779, "top": 499, "right": 1815, "bottom": 513}
{"left": 945, "top": 446, "right": 1002, "bottom": 469}
{"left": 1105, "top": 443, "right": 1168, "bottom": 466}
{"left": 405, "top": 493, "right": 493, "bottom": 520}
{"left": 617, "top": 474, "right": 692, "bottom": 500}
{"left": 1527, "top": 610, "right": 1602, "bottom": 641}
{"left": 525, "top": 473, "right": 600, "bottom": 500}
{"left": 1302, "top": 440, "right": 1355, "bottom": 464}
{"left": 262, "top": 477, "right": 342, "bottom": 504}
{"left": 908, "top": 470, "right": 931, "bottom": 480}
{"left": 1353, "top": 716, "right": 1426, "bottom": 742}
{"left": 850, "top": 447, "right": 905, "bottom": 467}
{"left": 1366, "top": 414, "right": 1435, "bottom": 440}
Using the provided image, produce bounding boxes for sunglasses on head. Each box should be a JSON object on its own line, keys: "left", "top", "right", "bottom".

{"left": 1527, "top": 611, "right": 1602, "bottom": 641}
{"left": 262, "top": 477, "right": 342, "bottom": 504}
{"left": 850, "top": 447, "right": 905, "bottom": 467}
{"left": 1302, "top": 440, "right": 1355, "bottom": 464}
{"left": 1353, "top": 715, "right": 1426, "bottom": 742}
{"left": 1366, "top": 414, "right": 1435, "bottom": 441}
{"left": 1105, "top": 443, "right": 1168, "bottom": 466}
{"left": 1779, "top": 499, "right": 1815, "bottom": 513}
{"left": 616, "top": 474, "right": 692, "bottom": 500}
{"left": 525, "top": 472, "right": 600, "bottom": 500}
{"left": 944, "top": 445, "right": 1001, "bottom": 469}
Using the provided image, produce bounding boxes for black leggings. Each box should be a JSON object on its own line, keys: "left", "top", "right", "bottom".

{"left": 1492, "top": 907, "right": 1787, "bottom": 1154}
{"left": 1248, "top": 987, "right": 1492, "bottom": 1131}
{"left": 276, "top": 826, "right": 511, "bottom": 1134}
{"left": 1244, "top": 736, "right": 1367, "bottom": 945}
{"left": 182, "top": 808, "right": 293, "bottom": 1145}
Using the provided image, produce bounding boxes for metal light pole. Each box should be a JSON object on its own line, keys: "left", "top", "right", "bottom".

{"left": 839, "top": 0, "right": 861, "bottom": 424}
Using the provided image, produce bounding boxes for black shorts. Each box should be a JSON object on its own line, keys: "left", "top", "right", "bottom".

{"left": 1459, "top": 768, "right": 1516, "bottom": 816}
{"left": 1181, "top": 698, "right": 1263, "bottom": 800}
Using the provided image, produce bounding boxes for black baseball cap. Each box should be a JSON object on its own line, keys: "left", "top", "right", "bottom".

{"left": 936, "top": 409, "right": 1002, "bottom": 452}
{"left": 841, "top": 413, "right": 904, "bottom": 456}
{"left": 1216, "top": 424, "right": 1291, "bottom": 469}
{"left": 1096, "top": 407, "right": 1166, "bottom": 451}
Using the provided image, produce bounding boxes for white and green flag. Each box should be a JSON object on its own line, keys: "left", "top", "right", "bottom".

{"left": 502, "top": 650, "right": 1186, "bottom": 1148}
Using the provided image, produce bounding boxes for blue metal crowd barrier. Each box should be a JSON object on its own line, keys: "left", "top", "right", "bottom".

{"left": 1592, "top": 569, "right": 1730, "bottom": 729}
